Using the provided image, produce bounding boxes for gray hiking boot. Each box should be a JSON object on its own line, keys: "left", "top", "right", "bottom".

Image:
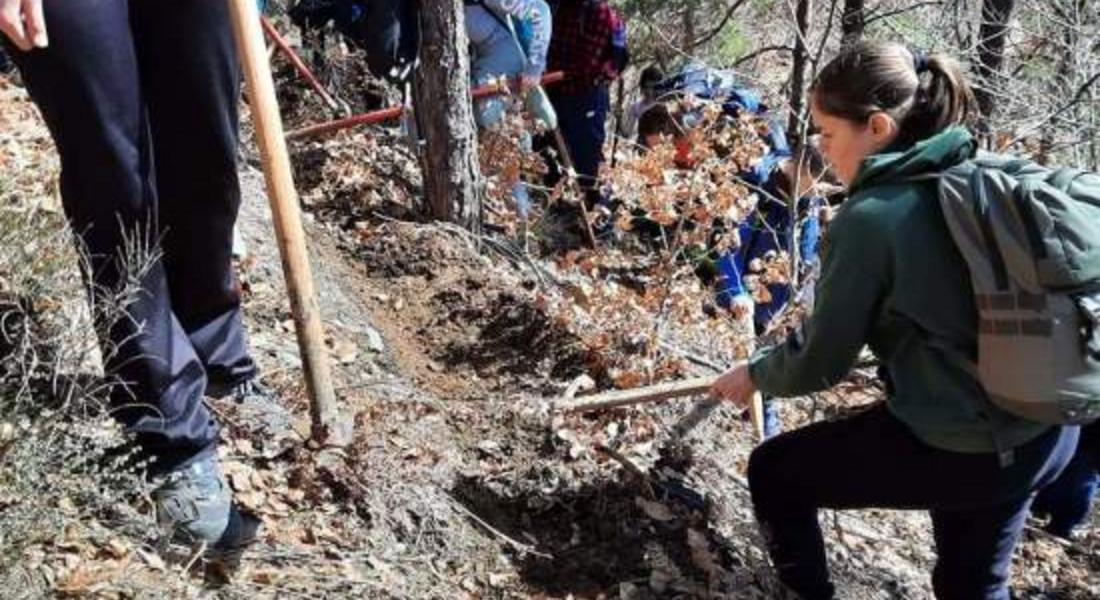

{"left": 153, "top": 454, "right": 231, "bottom": 546}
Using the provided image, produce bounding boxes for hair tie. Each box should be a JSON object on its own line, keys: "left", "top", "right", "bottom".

{"left": 912, "top": 50, "right": 930, "bottom": 74}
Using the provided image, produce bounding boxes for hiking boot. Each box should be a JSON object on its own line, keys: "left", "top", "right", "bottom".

{"left": 153, "top": 454, "right": 231, "bottom": 546}
{"left": 208, "top": 379, "right": 299, "bottom": 458}
{"left": 205, "top": 503, "right": 263, "bottom": 580}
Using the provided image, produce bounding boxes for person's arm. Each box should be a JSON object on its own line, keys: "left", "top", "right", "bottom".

{"left": 519, "top": 0, "right": 552, "bottom": 80}
{"left": 0, "top": 0, "right": 47, "bottom": 51}
{"left": 747, "top": 199, "right": 892, "bottom": 396}
{"left": 484, "top": 0, "right": 551, "bottom": 82}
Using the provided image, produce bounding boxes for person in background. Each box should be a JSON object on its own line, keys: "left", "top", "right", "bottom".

{"left": 465, "top": 0, "right": 555, "bottom": 130}
{"left": 465, "top": 0, "right": 557, "bottom": 242}
{"left": 620, "top": 64, "right": 665, "bottom": 139}
{"left": 709, "top": 41, "right": 1079, "bottom": 599}
{"left": 714, "top": 147, "right": 830, "bottom": 439}
{"left": 1032, "top": 421, "right": 1098, "bottom": 539}
{"left": 545, "top": 0, "right": 627, "bottom": 207}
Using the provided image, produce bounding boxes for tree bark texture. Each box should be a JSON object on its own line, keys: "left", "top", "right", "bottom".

{"left": 975, "top": 0, "right": 1017, "bottom": 134}
{"left": 786, "top": 0, "right": 813, "bottom": 146}
{"left": 841, "top": 0, "right": 864, "bottom": 46}
{"left": 413, "top": 0, "right": 482, "bottom": 231}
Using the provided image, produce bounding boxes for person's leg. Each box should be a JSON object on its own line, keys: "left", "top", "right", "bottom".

{"left": 128, "top": 0, "right": 256, "bottom": 390}
{"left": 748, "top": 403, "right": 1075, "bottom": 599}
{"left": 930, "top": 498, "right": 1030, "bottom": 600}
{"left": 930, "top": 424, "right": 1082, "bottom": 600}
{"left": 550, "top": 86, "right": 608, "bottom": 207}
{"left": 580, "top": 84, "right": 609, "bottom": 207}
{"left": 1032, "top": 450, "right": 1098, "bottom": 538}
{"left": 9, "top": 0, "right": 216, "bottom": 473}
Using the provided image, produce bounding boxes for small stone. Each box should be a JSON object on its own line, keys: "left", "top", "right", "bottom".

{"left": 365, "top": 327, "right": 385, "bottom": 353}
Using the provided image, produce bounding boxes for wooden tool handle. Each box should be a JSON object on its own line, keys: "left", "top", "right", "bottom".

{"left": 227, "top": 0, "right": 344, "bottom": 445}
{"left": 557, "top": 375, "right": 717, "bottom": 413}
{"left": 286, "top": 71, "right": 567, "bottom": 140}
{"left": 561, "top": 375, "right": 768, "bottom": 442}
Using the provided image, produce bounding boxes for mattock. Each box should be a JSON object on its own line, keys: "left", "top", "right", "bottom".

{"left": 555, "top": 374, "right": 766, "bottom": 442}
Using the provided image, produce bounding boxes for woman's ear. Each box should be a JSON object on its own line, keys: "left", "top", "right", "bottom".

{"left": 867, "top": 112, "right": 899, "bottom": 147}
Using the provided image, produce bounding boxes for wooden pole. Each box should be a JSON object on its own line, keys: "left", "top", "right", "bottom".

{"left": 227, "top": 0, "right": 346, "bottom": 445}
{"left": 557, "top": 375, "right": 766, "bottom": 442}
{"left": 550, "top": 129, "right": 599, "bottom": 249}
{"left": 260, "top": 16, "right": 342, "bottom": 113}
{"left": 286, "top": 72, "right": 567, "bottom": 141}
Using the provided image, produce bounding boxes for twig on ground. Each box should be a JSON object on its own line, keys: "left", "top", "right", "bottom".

{"left": 446, "top": 494, "right": 552, "bottom": 559}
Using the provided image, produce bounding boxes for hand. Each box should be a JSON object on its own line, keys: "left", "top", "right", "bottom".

{"left": 0, "top": 0, "right": 47, "bottom": 51}
{"left": 709, "top": 363, "right": 756, "bottom": 410}
{"left": 518, "top": 73, "right": 539, "bottom": 95}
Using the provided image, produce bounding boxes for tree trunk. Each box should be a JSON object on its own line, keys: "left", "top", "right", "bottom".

{"left": 413, "top": 0, "right": 482, "bottom": 231}
{"left": 975, "top": 0, "right": 1016, "bottom": 139}
{"left": 840, "top": 0, "right": 865, "bottom": 46}
{"left": 682, "top": 2, "right": 697, "bottom": 49}
{"left": 786, "top": 0, "right": 812, "bottom": 147}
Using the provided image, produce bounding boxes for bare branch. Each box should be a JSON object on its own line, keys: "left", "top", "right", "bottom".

{"left": 731, "top": 44, "right": 795, "bottom": 67}
{"left": 864, "top": 1, "right": 944, "bottom": 27}
{"left": 686, "top": 0, "right": 752, "bottom": 50}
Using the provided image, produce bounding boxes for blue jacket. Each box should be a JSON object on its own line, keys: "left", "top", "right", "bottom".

{"left": 712, "top": 88, "right": 817, "bottom": 330}
{"left": 715, "top": 186, "right": 822, "bottom": 330}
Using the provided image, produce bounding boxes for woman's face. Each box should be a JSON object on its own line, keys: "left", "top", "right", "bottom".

{"left": 810, "top": 97, "right": 897, "bottom": 187}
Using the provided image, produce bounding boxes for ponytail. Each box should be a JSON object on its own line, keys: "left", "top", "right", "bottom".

{"left": 812, "top": 41, "right": 975, "bottom": 150}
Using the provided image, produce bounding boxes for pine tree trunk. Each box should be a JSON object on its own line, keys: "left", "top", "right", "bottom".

{"left": 414, "top": 0, "right": 482, "bottom": 231}
{"left": 841, "top": 0, "right": 865, "bottom": 46}
{"left": 975, "top": 0, "right": 1016, "bottom": 138}
{"left": 682, "top": 2, "right": 697, "bottom": 49}
{"left": 786, "top": 0, "right": 812, "bottom": 146}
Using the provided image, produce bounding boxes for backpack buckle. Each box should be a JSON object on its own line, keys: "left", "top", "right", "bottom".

{"left": 1076, "top": 293, "right": 1100, "bottom": 359}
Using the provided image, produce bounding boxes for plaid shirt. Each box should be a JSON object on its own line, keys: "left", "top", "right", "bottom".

{"left": 547, "top": 0, "right": 616, "bottom": 95}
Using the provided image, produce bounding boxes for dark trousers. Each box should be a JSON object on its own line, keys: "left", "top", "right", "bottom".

{"left": 548, "top": 85, "right": 610, "bottom": 205}
{"left": 748, "top": 403, "right": 1078, "bottom": 600}
{"left": 8, "top": 0, "right": 255, "bottom": 472}
{"left": 1032, "top": 420, "right": 1099, "bottom": 537}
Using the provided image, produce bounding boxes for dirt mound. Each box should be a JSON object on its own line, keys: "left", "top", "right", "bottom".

{"left": 355, "top": 221, "right": 481, "bottom": 279}
{"left": 342, "top": 220, "right": 597, "bottom": 399}
{"left": 434, "top": 285, "right": 594, "bottom": 387}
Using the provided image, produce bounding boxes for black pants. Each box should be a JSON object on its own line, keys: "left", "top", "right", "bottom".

{"left": 8, "top": 0, "right": 255, "bottom": 472}
{"left": 748, "top": 403, "right": 1078, "bottom": 599}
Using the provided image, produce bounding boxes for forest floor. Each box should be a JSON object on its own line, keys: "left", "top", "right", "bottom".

{"left": 0, "top": 55, "right": 1097, "bottom": 600}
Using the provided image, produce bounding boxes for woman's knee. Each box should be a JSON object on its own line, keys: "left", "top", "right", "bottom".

{"left": 748, "top": 436, "right": 794, "bottom": 500}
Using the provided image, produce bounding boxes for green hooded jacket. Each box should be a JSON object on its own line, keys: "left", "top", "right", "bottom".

{"left": 748, "top": 127, "right": 1051, "bottom": 454}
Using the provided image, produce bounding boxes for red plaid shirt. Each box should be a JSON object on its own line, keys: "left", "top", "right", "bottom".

{"left": 547, "top": 0, "right": 617, "bottom": 95}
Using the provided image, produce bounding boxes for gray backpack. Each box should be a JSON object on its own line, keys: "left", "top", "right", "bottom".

{"left": 930, "top": 153, "right": 1100, "bottom": 424}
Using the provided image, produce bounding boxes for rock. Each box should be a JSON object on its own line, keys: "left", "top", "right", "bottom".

{"left": 332, "top": 339, "right": 359, "bottom": 364}
{"left": 365, "top": 326, "right": 385, "bottom": 353}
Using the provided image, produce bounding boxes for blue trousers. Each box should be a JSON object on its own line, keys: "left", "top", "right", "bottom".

{"left": 8, "top": 0, "right": 255, "bottom": 472}
{"left": 1032, "top": 420, "right": 1099, "bottom": 537}
{"left": 748, "top": 403, "right": 1078, "bottom": 599}
{"left": 548, "top": 85, "right": 609, "bottom": 204}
